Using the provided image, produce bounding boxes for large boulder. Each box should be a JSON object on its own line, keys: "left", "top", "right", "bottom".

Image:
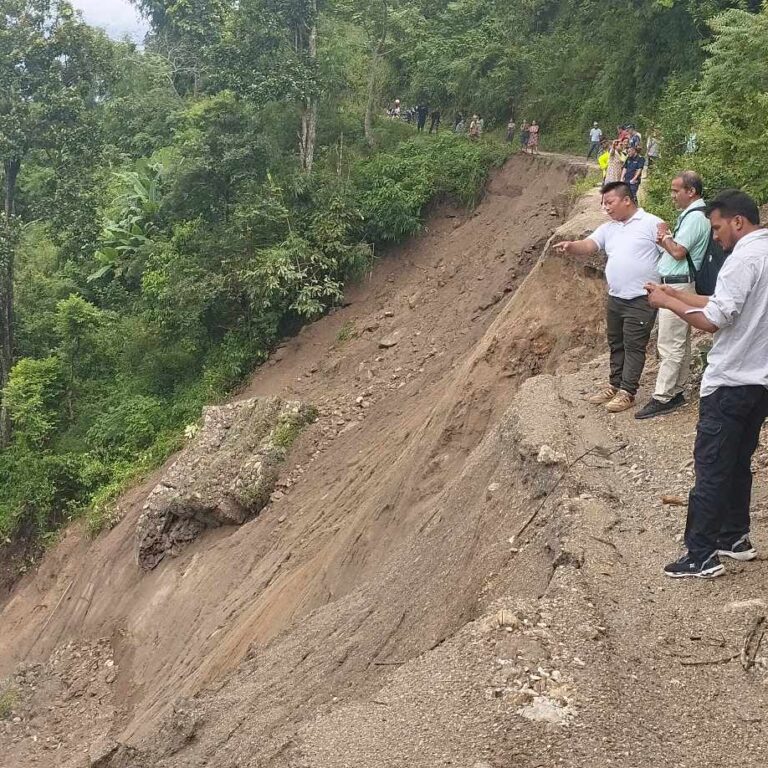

{"left": 135, "top": 397, "right": 316, "bottom": 571}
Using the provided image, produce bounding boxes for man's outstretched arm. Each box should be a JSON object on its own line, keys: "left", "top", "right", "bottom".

{"left": 553, "top": 239, "right": 600, "bottom": 257}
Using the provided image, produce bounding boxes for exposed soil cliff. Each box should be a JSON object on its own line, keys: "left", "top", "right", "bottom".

{"left": 3, "top": 154, "right": 764, "bottom": 768}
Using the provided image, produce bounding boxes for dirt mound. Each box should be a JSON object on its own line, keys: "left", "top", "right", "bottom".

{"left": 0, "top": 154, "right": 617, "bottom": 766}
{"left": 135, "top": 397, "right": 316, "bottom": 570}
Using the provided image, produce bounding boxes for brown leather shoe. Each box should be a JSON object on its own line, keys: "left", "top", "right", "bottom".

{"left": 587, "top": 386, "right": 618, "bottom": 405}
{"left": 605, "top": 390, "right": 635, "bottom": 413}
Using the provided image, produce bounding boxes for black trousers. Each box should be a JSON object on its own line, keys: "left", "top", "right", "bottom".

{"left": 686, "top": 385, "right": 768, "bottom": 560}
{"left": 606, "top": 295, "right": 656, "bottom": 396}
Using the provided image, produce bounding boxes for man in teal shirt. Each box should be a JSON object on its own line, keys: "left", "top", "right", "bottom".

{"left": 636, "top": 171, "right": 711, "bottom": 419}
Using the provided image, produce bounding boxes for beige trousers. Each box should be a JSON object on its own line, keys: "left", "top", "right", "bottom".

{"left": 654, "top": 282, "right": 695, "bottom": 403}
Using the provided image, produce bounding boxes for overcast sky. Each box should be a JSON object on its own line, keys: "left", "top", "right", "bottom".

{"left": 71, "top": 0, "right": 149, "bottom": 42}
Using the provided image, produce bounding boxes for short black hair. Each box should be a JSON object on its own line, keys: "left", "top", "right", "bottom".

{"left": 706, "top": 189, "right": 760, "bottom": 225}
{"left": 601, "top": 181, "right": 633, "bottom": 199}
{"left": 674, "top": 171, "right": 704, "bottom": 197}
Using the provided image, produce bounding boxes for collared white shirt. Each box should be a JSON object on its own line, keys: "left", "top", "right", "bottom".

{"left": 588, "top": 208, "right": 663, "bottom": 299}
{"left": 701, "top": 229, "right": 768, "bottom": 396}
{"left": 590, "top": 127, "right": 602, "bottom": 142}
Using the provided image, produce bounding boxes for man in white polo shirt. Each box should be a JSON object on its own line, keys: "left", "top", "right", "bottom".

{"left": 555, "top": 181, "right": 662, "bottom": 413}
{"left": 647, "top": 189, "right": 768, "bottom": 579}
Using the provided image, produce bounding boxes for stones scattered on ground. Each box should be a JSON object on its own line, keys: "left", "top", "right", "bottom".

{"left": 518, "top": 696, "right": 572, "bottom": 725}
{"left": 0, "top": 639, "right": 117, "bottom": 763}
{"left": 537, "top": 444, "right": 566, "bottom": 466}
{"left": 135, "top": 397, "right": 317, "bottom": 570}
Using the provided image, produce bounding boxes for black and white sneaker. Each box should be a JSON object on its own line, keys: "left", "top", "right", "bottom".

{"left": 717, "top": 535, "right": 757, "bottom": 562}
{"left": 664, "top": 552, "right": 725, "bottom": 579}
{"left": 635, "top": 393, "right": 685, "bottom": 421}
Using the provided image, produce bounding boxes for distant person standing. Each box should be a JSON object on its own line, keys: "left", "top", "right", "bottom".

{"left": 628, "top": 126, "right": 642, "bottom": 150}
{"left": 416, "top": 103, "right": 429, "bottom": 132}
{"left": 636, "top": 171, "right": 711, "bottom": 420}
{"left": 647, "top": 130, "right": 661, "bottom": 168}
{"left": 520, "top": 120, "right": 530, "bottom": 152}
{"left": 429, "top": 108, "right": 441, "bottom": 134}
{"left": 622, "top": 146, "right": 645, "bottom": 200}
{"left": 554, "top": 182, "right": 663, "bottom": 413}
{"left": 598, "top": 140, "right": 611, "bottom": 183}
{"left": 468, "top": 114, "right": 481, "bottom": 140}
{"left": 603, "top": 140, "right": 625, "bottom": 184}
{"left": 587, "top": 122, "right": 603, "bottom": 158}
{"left": 527, "top": 120, "right": 540, "bottom": 154}
{"left": 506, "top": 118, "right": 517, "bottom": 143}
{"left": 646, "top": 190, "right": 768, "bottom": 579}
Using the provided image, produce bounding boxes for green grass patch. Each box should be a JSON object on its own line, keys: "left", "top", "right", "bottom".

{"left": 569, "top": 170, "right": 603, "bottom": 201}
{"left": 335, "top": 320, "right": 358, "bottom": 345}
{"left": 0, "top": 687, "right": 19, "bottom": 720}
{"left": 271, "top": 406, "right": 319, "bottom": 451}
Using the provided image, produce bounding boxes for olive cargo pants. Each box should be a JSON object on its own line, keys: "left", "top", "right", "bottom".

{"left": 606, "top": 295, "right": 657, "bottom": 396}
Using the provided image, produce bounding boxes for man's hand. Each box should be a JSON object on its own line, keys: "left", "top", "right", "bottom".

{"left": 553, "top": 241, "right": 573, "bottom": 254}
{"left": 645, "top": 282, "right": 672, "bottom": 309}
{"left": 656, "top": 222, "right": 671, "bottom": 244}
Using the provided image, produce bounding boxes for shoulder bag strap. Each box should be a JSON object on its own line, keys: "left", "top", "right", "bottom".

{"left": 673, "top": 208, "right": 703, "bottom": 280}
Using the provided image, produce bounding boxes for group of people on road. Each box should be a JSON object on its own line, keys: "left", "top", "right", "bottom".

{"left": 388, "top": 100, "right": 442, "bottom": 133}
{"left": 506, "top": 119, "right": 540, "bottom": 154}
{"left": 590, "top": 122, "right": 659, "bottom": 201}
{"left": 388, "top": 100, "right": 543, "bottom": 151}
{"left": 555, "top": 170, "right": 768, "bottom": 582}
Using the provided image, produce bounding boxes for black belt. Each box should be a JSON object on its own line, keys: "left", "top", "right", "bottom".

{"left": 660, "top": 275, "right": 693, "bottom": 285}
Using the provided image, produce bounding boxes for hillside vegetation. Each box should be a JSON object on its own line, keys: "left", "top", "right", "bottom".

{"left": 1, "top": 0, "right": 766, "bottom": 548}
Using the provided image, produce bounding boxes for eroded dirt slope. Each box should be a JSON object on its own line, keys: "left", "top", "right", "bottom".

{"left": 0, "top": 154, "right": 608, "bottom": 766}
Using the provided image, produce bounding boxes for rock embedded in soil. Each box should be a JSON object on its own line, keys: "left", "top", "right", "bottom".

{"left": 378, "top": 333, "right": 399, "bottom": 349}
{"left": 135, "top": 397, "right": 316, "bottom": 571}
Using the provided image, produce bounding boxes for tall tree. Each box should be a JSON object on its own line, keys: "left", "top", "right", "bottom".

{"left": 358, "top": 0, "right": 391, "bottom": 145}
{"left": 131, "top": 0, "right": 233, "bottom": 94}
{"left": 0, "top": 0, "right": 109, "bottom": 444}
{"left": 266, "top": 0, "right": 319, "bottom": 171}
{"left": 213, "top": 0, "right": 320, "bottom": 171}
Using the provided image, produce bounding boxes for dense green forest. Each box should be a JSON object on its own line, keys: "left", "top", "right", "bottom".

{"left": 1, "top": 0, "right": 767, "bottom": 548}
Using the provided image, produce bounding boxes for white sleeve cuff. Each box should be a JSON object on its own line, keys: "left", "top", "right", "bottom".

{"left": 704, "top": 300, "right": 728, "bottom": 329}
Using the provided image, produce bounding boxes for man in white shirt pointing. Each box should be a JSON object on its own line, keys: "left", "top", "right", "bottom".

{"left": 646, "top": 189, "right": 768, "bottom": 579}
{"left": 555, "top": 181, "right": 662, "bottom": 413}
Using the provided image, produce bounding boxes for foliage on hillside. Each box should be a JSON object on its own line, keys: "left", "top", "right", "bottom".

{"left": 0, "top": 0, "right": 766, "bottom": 545}
{"left": 646, "top": 4, "right": 768, "bottom": 211}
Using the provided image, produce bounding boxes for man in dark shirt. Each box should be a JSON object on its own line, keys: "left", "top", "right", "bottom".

{"left": 429, "top": 108, "right": 441, "bottom": 133}
{"left": 416, "top": 104, "right": 429, "bottom": 132}
{"left": 622, "top": 146, "right": 645, "bottom": 201}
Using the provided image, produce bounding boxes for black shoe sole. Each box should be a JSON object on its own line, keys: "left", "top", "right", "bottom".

{"left": 664, "top": 564, "right": 725, "bottom": 579}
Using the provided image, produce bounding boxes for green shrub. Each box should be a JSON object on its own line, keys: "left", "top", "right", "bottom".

{"left": 86, "top": 395, "right": 166, "bottom": 461}
{"left": 4, "top": 357, "right": 65, "bottom": 450}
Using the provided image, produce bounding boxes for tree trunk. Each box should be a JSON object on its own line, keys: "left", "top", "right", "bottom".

{"left": 0, "top": 158, "right": 19, "bottom": 447}
{"left": 298, "top": 2, "right": 318, "bottom": 173}
{"left": 364, "top": 41, "right": 385, "bottom": 146}
{"left": 299, "top": 95, "right": 317, "bottom": 174}
{"left": 364, "top": 3, "right": 388, "bottom": 147}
